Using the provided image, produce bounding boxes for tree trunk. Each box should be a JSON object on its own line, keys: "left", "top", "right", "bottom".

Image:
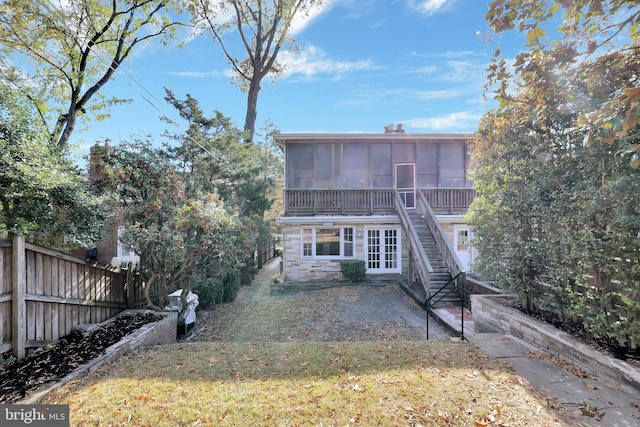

{"left": 243, "top": 79, "right": 261, "bottom": 143}
{"left": 144, "top": 273, "right": 162, "bottom": 311}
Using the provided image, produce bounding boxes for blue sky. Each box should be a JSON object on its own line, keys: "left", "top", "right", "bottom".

{"left": 70, "top": 0, "right": 528, "bottom": 162}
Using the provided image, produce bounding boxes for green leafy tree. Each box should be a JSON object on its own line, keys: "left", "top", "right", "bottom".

{"left": 485, "top": 0, "right": 640, "bottom": 166}
{"left": 187, "top": 0, "right": 324, "bottom": 142}
{"left": 164, "top": 91, "right": 281, "bottom": 266}
{"left": 471, "top": 8, "right": 640, "bottom": 349}
{"left": 0, "top": 0, "right": 181, "bottom": 147}
{"left": 0, "top": 82, "right": 108, "bottom": 248}
{"left": 92, "top": 140, "right": 251, "bottom": 314}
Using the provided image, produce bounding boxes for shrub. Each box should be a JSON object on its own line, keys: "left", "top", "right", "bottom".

{"left": 340, "top": 260, "right": 366, "bottom": 282}
{"left": 222, "top": 269, "right": 241, "bottom": 302}
{"left": 193, "top": 277, "right": 224, "bottom": 310}
{"left": 240, "top": 259, "right": 258, "bottom": 285}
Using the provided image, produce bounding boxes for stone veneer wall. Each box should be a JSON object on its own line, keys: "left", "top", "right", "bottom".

{"left": 281, "top": 216, "right": 470, "bottom": 283}
{"left": 282, "top": 221, "right": 405, "bottom": 282}
{"left": 282, "top": 224, "right": 338, "bottom": 282}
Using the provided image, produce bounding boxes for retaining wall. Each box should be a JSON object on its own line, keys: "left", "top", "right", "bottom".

{"left": 471, "top": 294, "right": 640, "bottom": 395}
{"left": 21, "top": 309, "right": 177, "bottom": 404}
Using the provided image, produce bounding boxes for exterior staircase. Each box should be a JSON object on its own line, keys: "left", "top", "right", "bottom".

{"left": 406, "top": 210, "right": 462, "bottom": 308}
{"left": 394, "top": 190, "right": 468, "bottom": 338}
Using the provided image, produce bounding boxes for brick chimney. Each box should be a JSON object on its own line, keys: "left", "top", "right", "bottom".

{"left": 88, "top": 142, "right": 111, "bottom": 180}
{"left": 384, "top": 123, "right": 405, "bottom": 133}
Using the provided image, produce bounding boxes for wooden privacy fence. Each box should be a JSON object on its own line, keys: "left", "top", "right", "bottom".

{"left": 256, "top": 237, "right": 278, "bottom": 268}
{"left": 1, "top": 235, "right": 147, "bottom": 361}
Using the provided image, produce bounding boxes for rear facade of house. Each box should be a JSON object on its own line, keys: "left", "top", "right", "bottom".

{"left": 276, "top": 129, "right": 476, "bottom": 299}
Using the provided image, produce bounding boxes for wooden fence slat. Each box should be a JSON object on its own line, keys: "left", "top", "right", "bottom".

{"left": 2, "top": 236, "right": 147, "bottom": 360}
{"left": 11, "top": 235, "right": 26, "bottom": 360}
{"left": 0, "top": 248, "right": 5, "bottom": 293}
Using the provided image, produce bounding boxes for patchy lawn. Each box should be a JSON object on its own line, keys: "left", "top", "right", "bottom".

{"left": 43, "top": 279, "right": 571, "bottom": 425}
{"left": 45, "top": 340, "right": 566, "bottom": 426}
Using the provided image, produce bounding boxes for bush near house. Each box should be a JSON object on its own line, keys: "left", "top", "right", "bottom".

{"left": 193, "top": 277, "right": 225, "bottom": 310}
{"left": 193, "top": 269, "right": 243, "bottom": 310}
{"left": 474, "top": 0, "right": 640, "bottom": 358}
{"left": 469, "top": 89, "right": 640, "bottom": 356}
{"left": 340, "top": 260, "right": 366, "bottom": 282}
{"left": 222, "top": 270, "right": 241, "bottom": 303}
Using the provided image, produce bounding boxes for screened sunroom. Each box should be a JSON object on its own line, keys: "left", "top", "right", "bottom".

{"left": 278, "top": 133, "right": 476, "bottom": 216}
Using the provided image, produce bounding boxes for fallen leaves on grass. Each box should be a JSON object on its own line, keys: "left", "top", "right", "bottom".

{"left": 193, "top": 286, "right": 428, "bottom": 342}
{"left": 45, "top": 341, "right": 569, "bottom": 426}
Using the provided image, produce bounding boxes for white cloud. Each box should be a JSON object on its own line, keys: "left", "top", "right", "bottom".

{"left": 289, "top": 0, "right": 337, "bottom": 35}
{"left": 278, "top": 45, "right": 378, "bottom": 80}
{"left": 404, "top": 111, "right": 480, "bottom": 130}
{"left": 404, "top": 65, "right": 439, "bottom": 75}
{"left": 413, "top": 0, "right": 458, "bottom": 15}
{"left": 336, "top": 87, "right": 463, "bottom": 108}
{"left": 442, "top": 60, "right": 480, "bottom": 82}
{"left": 164, "top": 69, "right": 230, "bottom": 78}
{"left": 414, "top": 90, "right": 463, "bottom": 99}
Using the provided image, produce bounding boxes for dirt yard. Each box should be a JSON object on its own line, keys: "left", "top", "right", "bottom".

{"left": 190, "top": 258, "right": 451, "bottom": 343}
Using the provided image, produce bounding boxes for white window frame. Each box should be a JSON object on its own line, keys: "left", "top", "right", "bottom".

{"left": 300, "top": 226, "right": 355, "bottom": 259}
{"left": 117, "top": 227, "right": 137, "bottom": 258}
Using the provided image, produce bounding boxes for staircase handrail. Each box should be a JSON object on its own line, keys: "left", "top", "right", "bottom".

{"left": 424, "top": 271, "right": 463, "bottom": 308}
{"left": 424, "top": 271, "right": 466, "bottom": 340}
{"left": 394, "top": 191, "right": 433, "bottom": 298}
{"left": 417, "top": 190, "right": 466, "bottom": 282}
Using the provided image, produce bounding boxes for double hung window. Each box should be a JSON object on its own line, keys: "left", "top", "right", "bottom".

{"left": 301, "top": 227, "right": 354, "bottom": 258}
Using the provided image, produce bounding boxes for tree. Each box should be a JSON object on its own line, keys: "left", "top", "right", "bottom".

{"left": 188, "top": 0, "right": 324, "bottom": 142}
{"left": 485, "top": 0, "right": 640, "bottom": 166}
{"left": 0, "top": 82, "right": 108, "bottom": 248}
{"left": 163, "top": 91, "right": 281, "bottom": 261}
{"left": 470, "top": 7, "right": 640, "bottom": 350}
{"left": 0, "top": 0, "right": 181, "bottom": 148}
{"left": 92, "top": 140, "right": 251, "bottom": 313}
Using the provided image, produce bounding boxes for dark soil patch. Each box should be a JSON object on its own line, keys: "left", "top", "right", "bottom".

{"left": 0, "top": 312, "right": 162, "bottom": 403}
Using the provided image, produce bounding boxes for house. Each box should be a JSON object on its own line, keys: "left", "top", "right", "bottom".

{"left": 69, "top": 143, "right": 139, "bottom": 268}
{"left": 275, "top": 128, "right": 477, "bottom": 304}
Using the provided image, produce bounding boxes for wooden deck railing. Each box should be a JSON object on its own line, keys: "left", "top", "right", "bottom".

{"left": 422, "top": 188, "right": 476, "bottom": 214}
{"left": 284, "top": 189, "right": 396, "bottom": 216}
{"left": 284, "top": 188, "right": 476, "bottom": 216}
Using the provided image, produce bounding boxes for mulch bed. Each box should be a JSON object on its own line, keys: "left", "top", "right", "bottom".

{"left": 0, "top": 312, "right": 161, "bottom": 403}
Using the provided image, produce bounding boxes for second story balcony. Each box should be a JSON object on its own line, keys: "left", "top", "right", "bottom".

{"left": 284, "top": 188, "right": 476, "bottom": 216}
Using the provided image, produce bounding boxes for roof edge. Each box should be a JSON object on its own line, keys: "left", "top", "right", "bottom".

{"left": 274, "top": 132, "right": 475, "bottom": 142}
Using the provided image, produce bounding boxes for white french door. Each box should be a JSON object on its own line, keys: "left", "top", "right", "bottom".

{"left": 366, "top": 228, "right": 401, "bottom": 274}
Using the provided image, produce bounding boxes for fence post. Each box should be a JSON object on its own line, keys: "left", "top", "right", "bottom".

{"left": 125, "top": 264, "right": 135, "bottom": 309}
{"left": 11, "top": 233, "right": 26, "bottom": 360}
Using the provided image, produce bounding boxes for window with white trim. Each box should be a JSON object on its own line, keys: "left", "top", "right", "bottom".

{"left": 301, "top": 227, "right": 355, "bottom": 258}
{"left": 117, "top": 227, "right": 138, "bottom": 257}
